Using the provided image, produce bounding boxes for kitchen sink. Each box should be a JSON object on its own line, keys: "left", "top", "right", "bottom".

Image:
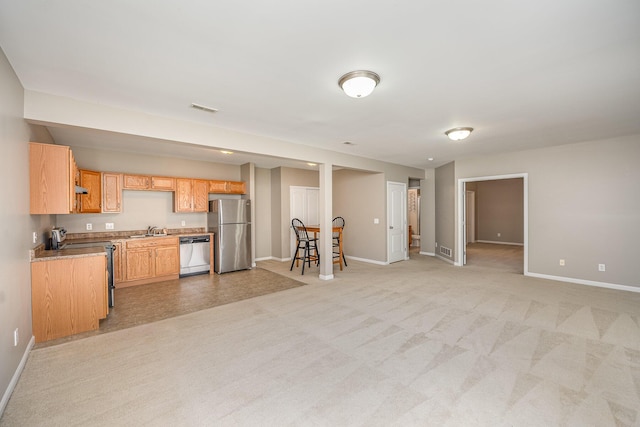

{"left": 129, "top": 233, "right": 168, "bottom": 238}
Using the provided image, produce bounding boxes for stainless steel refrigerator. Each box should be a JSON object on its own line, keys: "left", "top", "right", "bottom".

{"left": 208, "top": 199, "right": 252, "bottom": 273}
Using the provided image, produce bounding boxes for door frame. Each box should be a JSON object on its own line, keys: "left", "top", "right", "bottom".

{"left": 456, "top": 173, "right": 528, "bottom": 274}
{"left": 465, "top": 190, "right": 476, "bottom": 246}
{"left": 387, "top": 181, "right": 407, "bottom": 263}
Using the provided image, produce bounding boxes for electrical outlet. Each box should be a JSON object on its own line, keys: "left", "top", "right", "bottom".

{"left": 497, "top": 232, "right": 501, "bottom": 237}
{"left": 181, "top": 220, "right": 186, "bottom": 227}
{"left": 598, "top": 264, "right": 606, "bottom": 272}
{"left": 559, "top": 259, "right": 565, "bottom": 266}
{"left": 86, "top": 223, "right": 93, "bottom": 231}
{"left": 32, "top": 232, "right": 38, "bottom": 244}
{"left": 105, "top": 223, "right": 114, "bottom": 230}
{"left": 14, "top": 328, "right": 18, "bottom": 346}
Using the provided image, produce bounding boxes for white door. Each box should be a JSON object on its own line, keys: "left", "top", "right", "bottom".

{"left": 387, "top": 181, "right": 407, "bottom": 263}
{"left": 290, "top": 186, "right": 319, "bottom": 258}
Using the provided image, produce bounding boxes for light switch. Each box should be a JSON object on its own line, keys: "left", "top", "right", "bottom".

{"left": 374, "top": 218, "right": 379, "bottom": 224}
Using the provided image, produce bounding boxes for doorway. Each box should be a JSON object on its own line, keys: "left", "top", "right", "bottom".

{"left": 457, "top": 174, "right": 528, "bottom": 274}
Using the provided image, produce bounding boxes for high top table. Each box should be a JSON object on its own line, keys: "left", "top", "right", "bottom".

{"left": 304, "top": 225, "right": 344, "bottom": 271}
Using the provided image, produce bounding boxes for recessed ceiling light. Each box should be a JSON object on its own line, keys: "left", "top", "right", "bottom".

{"left": 220, "top": 150, "right": 233, "bottom": 155}
{"left": 445, "top": 127, "right": 473, "bottom": 141}
{"left": 428, "top": 157, "right": 434, "bottom": 161}
{"left": 307, "top": 162, "right": 317, "bottom": 167}
{"left": 191, "top": 103, "right": 218, "bottom": 114}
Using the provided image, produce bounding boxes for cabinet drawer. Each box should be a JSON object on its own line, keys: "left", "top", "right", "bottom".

{"left": 126, "top": 236, "right": 178, "bottom": 249}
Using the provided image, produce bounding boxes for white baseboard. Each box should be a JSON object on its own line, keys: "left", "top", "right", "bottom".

{"left": 419, "top": 251, "right": 435, "bottom": 256}
{"left": 255, "top": 256, "right": 290, "bottom": 262}
{"left": 1, "top": 335, "right": 34, "bottom": 417}
{"left": 475, "top": 240, "right": 524, "bottom": 246}
{"left": 436, "top": 254, "right": 455, "bottom": 265}
{"left": 525, "top": 272, "right": 640, "bottom": 294}
{"left": 345, "top": 256, "right": 388, "bottom": 266}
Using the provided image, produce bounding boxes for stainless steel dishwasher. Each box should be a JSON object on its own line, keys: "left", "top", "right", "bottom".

{"left": 179, "top": 235, "right": 211, "bottom": 277}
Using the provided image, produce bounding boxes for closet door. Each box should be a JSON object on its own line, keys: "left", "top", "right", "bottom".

{"left": 289, "top": 186, "right": 319, "bottom": 258}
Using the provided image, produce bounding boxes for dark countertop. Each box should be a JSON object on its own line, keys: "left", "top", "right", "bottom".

{"left": 31, "top": 246, "right": 107, "bottom": 262}
{"left": 31, "top": 229, "right": 213, "bottom": 262}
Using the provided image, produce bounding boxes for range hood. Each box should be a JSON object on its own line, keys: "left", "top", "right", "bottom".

{"left": 75, "top": 185, "right": 88, "bottom": 194}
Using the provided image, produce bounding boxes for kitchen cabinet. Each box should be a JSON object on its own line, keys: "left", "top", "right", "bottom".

{"left": 29, "top": 142, "right": 79, "bottom": 214}
{"left": 209, "top": 180, "right": 246, "bottom": 194}
{"left": 151, "top": 176, "right": 175, "bottom": 191}
{"left": 175, "top": 178, "right": 209, "bottom": 212}
{"left": 113, "top": 241, "right": 123, "bottom": 283}
{"left": 209, "top": 180, "right": 228, "bottom": 193}
{"left": 102, "top": 172, "right": 123, "bottom": 213}
{"left": 121, "top": 236, "right": 179, "bottom": 286}
{"left": 123, "top": 174, "right": 150, "bottom": 190}
{"left": 227, "top": 181, "right": 246, "bottom": 194}
{"left": 31, "top": 254, "right": 108, "bottom": 343}
{"left": 78, "top": 169, "right": 102, "bottom": 213}
{"left": 123, "top": 174, "right": 176, "bottom": 191}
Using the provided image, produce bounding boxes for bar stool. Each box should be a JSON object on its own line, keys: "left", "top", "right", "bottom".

{"left": 290, "top": 218, "right": 319, "bottom": 275}
{"left": 332, "top": 216, "right": 347, "bottom": 267}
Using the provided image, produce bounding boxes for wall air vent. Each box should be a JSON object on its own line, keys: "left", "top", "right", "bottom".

{"left": 439, "top": 246, "right": 452, "bottom": 257}
{"left": 190, "top": 103, "right": 218, "bottom": 114}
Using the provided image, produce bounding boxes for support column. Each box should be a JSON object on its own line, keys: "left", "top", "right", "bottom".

{"left": 318, "top": 162, "right": 333, "bottom": 280}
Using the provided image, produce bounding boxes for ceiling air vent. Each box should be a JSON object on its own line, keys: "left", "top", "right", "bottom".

{"left": 190, "top": 103, "right": 218, "bottom": 114}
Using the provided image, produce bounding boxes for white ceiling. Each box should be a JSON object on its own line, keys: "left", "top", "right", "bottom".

{"left": 1, "top": 0, "right": 639, "bottom": 169}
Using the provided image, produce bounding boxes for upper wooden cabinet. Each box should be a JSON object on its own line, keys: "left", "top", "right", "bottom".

{"left": 123, "top": 174, "right": 150, "bottom": 190}
{"left": 151, "top": 176, "right": 175, "bottom": 191}
{"left": 102, "top": 172, "right": 122, "bottom": 213}
{"left": 227, "top": 181, "right": 246, "bottom": 194}
{"left": 29, "top": 142, "right": 79, "bottom": 214}
{"left": 123, "top": 174, "right": 176, "bottom": 191}
{"left": 78, "top": 169, "right": 102, "bottom": 213}
{"left": 175, "top": 178, "right": 209, "bottom": 212}
{"left": 209, "top": 180, "right": 246, "bottom": 194}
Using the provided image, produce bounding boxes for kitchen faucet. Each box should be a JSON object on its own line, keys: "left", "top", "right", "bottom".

{"left": 147, "top": 226, "right": 158, "bottom": 235}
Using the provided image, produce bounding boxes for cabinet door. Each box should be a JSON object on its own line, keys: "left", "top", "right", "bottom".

{"left": 113, "top": 242, "right": 123, "bottom": 283}
{"left": 155, "top": 245, "right": 179, "bottom": 276}
{"left": 193, "top": 179, "right": 209, "bottom": 212}
{"left": 125, "top": 248, "right": 154, "bottom": 281}
{"left": 227, "top": 181, "right": 246, "bottom": 194}
{"left": 151, "top": 176, "right": 176, "bottom": 191}
{"left": 79, "top": 169, "right": 102, "bottom": 213}
{"left": 29, "top": 143, "right": 73, "bottom": 214}
{"left": 174, "top": 178, "right": 194, "bottom": 212}
{"left": 209, "top": 180, "right": 227, "bottom": 194}
{"left": 31, "top": 255, "right": 106, "bottom": 343}
{"left": 102, "top": 173, "right": 122, "bottom": 213}
{"left": 123, "top": 174, "right": 150, "bottom": 190}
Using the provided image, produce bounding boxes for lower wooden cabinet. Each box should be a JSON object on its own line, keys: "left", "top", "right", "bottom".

{"left": 121, "top": 236, "right": 179, "bottom": 287}
{"left": 31, "top": 255, "right": 108, "bottom": 343}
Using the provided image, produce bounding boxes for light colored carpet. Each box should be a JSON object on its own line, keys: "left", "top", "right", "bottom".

{"left": 2, "top": 254, "right": 639, "bottom": 426}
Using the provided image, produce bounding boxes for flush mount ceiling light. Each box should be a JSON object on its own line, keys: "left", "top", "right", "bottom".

{"left": 445, "top": 127, "right": 474, "bottom": 141}
{"left": 338, "top": 70, "right": 380, "bottom": 98}
{"left": 220, "top": 150, "right": 233, "bottom": 155}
